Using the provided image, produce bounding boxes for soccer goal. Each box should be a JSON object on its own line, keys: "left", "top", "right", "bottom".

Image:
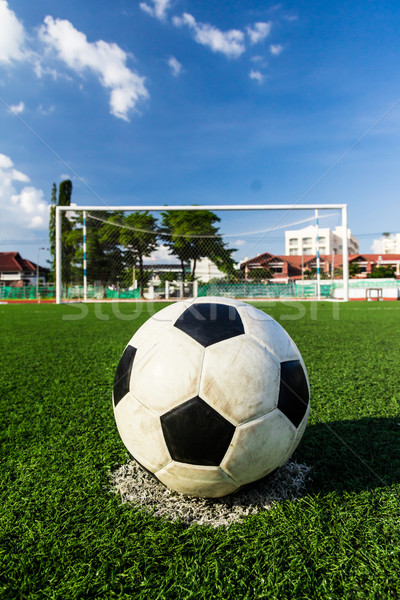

{"left": 366, "top": 287, "right": 383, "bottom": 301}
{"left": 55, "top": 204, "right": 349, "bottom": 303}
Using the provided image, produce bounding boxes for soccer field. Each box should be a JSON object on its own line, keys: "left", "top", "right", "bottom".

{"left": 1, "top": 301, "right": 400, "bottom": 599}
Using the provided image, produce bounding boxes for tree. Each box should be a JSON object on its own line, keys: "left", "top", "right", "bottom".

{"left": 59, "top": 181, "right": 75, "bottom": 284}
{"left": 119, "top": 212, "right": 158, "bottom": 297}
{"left": 158, "top": 271, "right": 178, "bottom": 284}
{"left": 245, "top": 267, "right": 274, "bottom": 282}
{"left": 48, "top": 180, "right": 75, "bottom": 284}
{"left": 59, "top": 179, "right": 72, "bottom": 206}
{"left": 303, "top": 268, "right": 329, "bottom": 280}
{"left": 68, "top": 211, "right": 126, "bottom": 288}
{"left": 349, "top": 262, "right": 362, "bottom": 277}
{"left": 48, "top": 183, "right": 57, "bottom": 281}
{"left": 367, "top": 265, "right": 395, "bottom": 278}
{"left": 94, "top": 212, "right": 126, "bottom": 286}
{"left": 159, "top": 210, "right": 236, "bottom": 281}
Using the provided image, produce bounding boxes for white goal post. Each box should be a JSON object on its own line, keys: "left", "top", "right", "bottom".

{"left": 55, "top": 203, "right": 349, "bottom": 303}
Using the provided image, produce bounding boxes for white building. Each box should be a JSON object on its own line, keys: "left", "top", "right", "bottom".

{"left": 284, "top": 225, "right": 359, "bottom": 256}
{"left": 191, "top": 258, "right": 226, "bottom": 283}
{"left": 371, "top": 233, "right": 400, "bottom": 254}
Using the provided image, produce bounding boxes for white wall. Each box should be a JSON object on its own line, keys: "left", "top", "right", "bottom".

{"left": 192, "top": 258, "right": 226, "bottom": 283}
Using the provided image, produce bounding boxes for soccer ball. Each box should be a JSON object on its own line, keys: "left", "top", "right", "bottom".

{"left": 112, "top": 297, "right": 310, "bottom": 498}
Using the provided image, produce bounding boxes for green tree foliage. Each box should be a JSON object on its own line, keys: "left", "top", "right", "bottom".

{"left": 59, "top": 180, "right": 72, "bottom": 206}
{"left": 334, "top": 267, "right": 343, "bottom": 278}
{"left": 59, "top": 181, "right": 75, "bottom": 284}
{"left": 94, "top": 212, "right": 126, "bottom": 285}
{"left": 119, "top": 212, "right": 158, "bottom": 297}
{"left": 159, "top": 210, "right": 236, "bottom": 281}
{"left": 68, "top": 211, "right": 126, "bottom": 287}
{"left": 367, "top": 265, "right": 395, "bottom": 278}
{"left": 58, "top": 210, "right": 157, "bottom": 294}
{"left": 303, "top": 267, "right": 329, "bottom": 280}
{"left": 158, "top": 271, "right": 178, "bottom": 284}
{"left": 349, "top": 262, "right": 363, "bottom": 277}
{"left": 245, "top": 267, "right": 274, "bottom": 282}
{"left": 48, "top": 183, "right": 57, "bottom": 281}
{"left": 48, "top": 180, "right": 75, "bottom": 284}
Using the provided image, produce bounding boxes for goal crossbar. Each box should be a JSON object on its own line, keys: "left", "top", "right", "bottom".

{"left": 55, "top": 204, "right": 349, "bottom": 303}
{"left": 56, "top": 203, "right": 347, "bottom": 212}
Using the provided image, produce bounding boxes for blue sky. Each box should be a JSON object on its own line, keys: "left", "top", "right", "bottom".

{"left": 1, "top": 0, "right": 400, "bottom": 263}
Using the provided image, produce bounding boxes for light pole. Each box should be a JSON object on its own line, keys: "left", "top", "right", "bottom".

{"left": 36, "top": 247, "right": 48, "bottom": 301}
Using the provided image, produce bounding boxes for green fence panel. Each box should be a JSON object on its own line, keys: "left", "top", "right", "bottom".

{"left": 197, "top": 281, "right": 334, "bottom": 299}
{"left": 105, "top": 288, "right": 141, "bottom": 299}
{"left": 0, "top": 285, "right": 56, "bottom": 299}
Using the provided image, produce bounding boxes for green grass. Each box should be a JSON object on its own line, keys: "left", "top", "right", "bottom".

{"left": 1, "top": 301, "right": 400, "bottom": 599}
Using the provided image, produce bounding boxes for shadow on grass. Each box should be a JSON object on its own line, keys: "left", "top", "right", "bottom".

{"left": 110, "top": 417, "right": 400, "bottom": 526}
{"left": 294, "top": 417, "right": 400, "bottom": 493}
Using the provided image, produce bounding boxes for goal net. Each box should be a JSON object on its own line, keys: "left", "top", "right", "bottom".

{"left": 55, "top": 204, "right": 349, "bottom": 303}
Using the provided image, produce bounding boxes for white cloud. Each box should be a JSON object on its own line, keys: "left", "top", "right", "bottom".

{"left": 11, "top": 187, "right": 48, "bottom": 228}
{"left": 167, "top": 56, "right": 182, "bottom": 77}
{"left": 0, "top": 154, "right": 49, "bottom": 237}
{"left": 33, "top": 57, "right": 71, "bottom": 81}
{"left": 0, "top": 153, "right": 30, "bottom": 183}
{"left": 371, "top": 239, "right": 384, "bottom": 254}
{"left": 0, "top": 0, "right": 26, "bottom": 64}
{"left": 233, "top": 239, "right": 246, "bottom": 247}
{"left": 148, "top": 244, "right": 177, "bottom": 263}
{"left": 0, "top": 154, "right": 13, "bottom": 169}
{"left": 9, "top": 101, "right": 25, "bottom": 114}
{"left": 140, "top": 0, "right": 172, "bottom": 21}
{"left": 247, "top": 22, "right": 271, "bottom": 45}
{"left": 39, "top": 16, "right": 149, "bottom": 121}
{"left": 270, "top": 43, "right": 283, "bottom": 56}
{"left": 249, "top": 69, "right": 264, "bottom": 83}
{"left": 10, "top": 169, "right": 30, "bottom": 183}
{"left": 173, "top": 13, "right": 245, "bottom": 58}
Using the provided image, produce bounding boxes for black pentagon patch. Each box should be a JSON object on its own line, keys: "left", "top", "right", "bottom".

{"left": 160, "top": 396, "right": 235, "bottom": 466}
{"left": 278, "top": 360, "right": 309, "bottom": 428}
{"left": 174, "top": 302, "right": 244, "bottom": 347}
{"left": 113, "top": 345, "right": 136, "bottom": 407}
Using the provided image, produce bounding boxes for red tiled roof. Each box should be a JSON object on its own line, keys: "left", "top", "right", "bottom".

{"left": 21, "top": 258, "right": 37, "bottom": 271}
{"left": 351, "top": 254, "right": 400, "bottom": 262}
{"left": 0, "top": 252, "right": 26, "bottom": 272}
{"left": 242, "top": 253, "right": 400, "bottom": 271}
{"left": 0, "top": 252, "right": 43, "bottom": 274}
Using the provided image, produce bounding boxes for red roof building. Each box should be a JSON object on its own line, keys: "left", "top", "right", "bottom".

{"left": 0, "top": 252, "right": 48, "bottom": 287}
{"left": 240, "top": 253, "right": 400, "bottom": 281}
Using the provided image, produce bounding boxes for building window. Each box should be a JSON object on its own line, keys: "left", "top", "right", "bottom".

{"left": 289, "top": 238, "right": 298, "bottom": 245}
{"left": 319, "top": 247, "right": 326, "bottom": 254}
{"left": 303, "top": 237, "right": 312, "bottom": 244}
{"left": 318, "top": 237, "right": 326, "bottom": 243}
{"left": 303, "top": 247, "right": 312, "bottom": 254}
{"left": 269, "top": 263, "right": 283, "bottom": 273}
{"left": 289, "top": 248, "right": 298, "bottom": 255}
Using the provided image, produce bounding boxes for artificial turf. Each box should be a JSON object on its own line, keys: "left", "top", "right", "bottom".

{"left": 1, "top": 301, "right": 400, "bottom": 599}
